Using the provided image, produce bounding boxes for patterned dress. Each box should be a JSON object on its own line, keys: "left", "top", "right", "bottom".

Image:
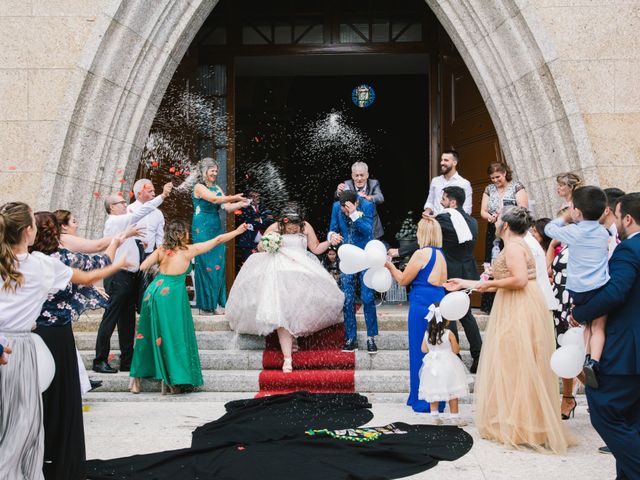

{"left": 550, "top": 245, "right": 572, "bottom": 345}
{"left": 35, "top": 248, "right": 110, "bottom": 480}
{"left": 192, "top": 185, "right": 226, "bottom": 311}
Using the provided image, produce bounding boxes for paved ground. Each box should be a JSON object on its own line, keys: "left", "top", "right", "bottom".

{"left": 84, "top": 397, "right": 615, "bottom": 479}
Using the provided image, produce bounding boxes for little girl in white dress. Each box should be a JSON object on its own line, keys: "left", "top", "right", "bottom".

{"left": 418, "top": 308, "right": 470, "bottom": 425}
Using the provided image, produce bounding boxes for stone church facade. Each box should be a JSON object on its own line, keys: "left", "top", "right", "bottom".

{"left": 1, "top": 0, "right": 639, "bottom": 235}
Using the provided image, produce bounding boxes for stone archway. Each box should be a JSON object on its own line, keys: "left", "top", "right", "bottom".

{"left": 41, "top": 0, "right": 595, "bottom": 236}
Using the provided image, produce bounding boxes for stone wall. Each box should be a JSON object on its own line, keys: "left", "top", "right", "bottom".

{"left": 1, "top": 0, "right": 638, "bottom": 236}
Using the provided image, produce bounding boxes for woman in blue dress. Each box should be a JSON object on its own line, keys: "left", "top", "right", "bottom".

{"left": 192, "top": 158, "right": 249, "bottom": 313}
{"left": 385, "top": 218, "right": 447, "bottom": 412}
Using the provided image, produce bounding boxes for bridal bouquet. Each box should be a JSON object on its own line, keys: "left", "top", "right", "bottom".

{"left": 261, "top": 232, "right": 283, "bottom": 253}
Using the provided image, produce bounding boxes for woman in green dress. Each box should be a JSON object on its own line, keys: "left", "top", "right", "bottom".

{"left": 129, "top": 219, "right": 248, "bottom": 394}
{"left": 192, "top": 158, "right": 249, "bottom": 314}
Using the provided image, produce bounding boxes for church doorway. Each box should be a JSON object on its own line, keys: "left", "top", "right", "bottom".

{"left": 135, "top": 0, "right": 503, "bottom": 285}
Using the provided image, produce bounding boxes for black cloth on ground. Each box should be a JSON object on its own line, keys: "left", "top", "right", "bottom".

{"left": 86, "top": 392, "right": 473, "bottom": 480}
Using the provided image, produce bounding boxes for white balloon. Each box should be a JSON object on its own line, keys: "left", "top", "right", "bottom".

{"left": 365, "top": 240, "right": 387, "bottom": 255}
{"left": 370, "top": 267, "right": 392, "bottom": 292}
{"left": 32, "top": 333, "right": 55, "bottom": 393}
{"left": 364, "top": 246, "right": 387, "bottom": 269}
{"left": 338, "top": 244, "right": 368, "bottom": 274}
{"left": 557, "top": 333, "right": 565, "bottom": 347}
{"left": 363, "top": 268, "right": 376, "bottom": 289}
{"left": 550, "top": 345, "right": 584, "bottom": 379}
{"left": 438, "top": 291, "right": 470, "bottom": 321}
{"left": 562, "top": 327, "right": 585, "bottom": 349}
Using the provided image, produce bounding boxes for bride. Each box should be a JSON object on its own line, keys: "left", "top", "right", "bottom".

{"left": 226, "top": 202, "right": 344, "bottom": 372}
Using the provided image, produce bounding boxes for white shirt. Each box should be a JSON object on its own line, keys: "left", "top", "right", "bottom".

{"left": 0, "top": 252, "right": 72, "bottom": 331}
{"left": 606, "top": 223, "right": 619, "bottom": 258}
{"left": 524, "top": 232, "right": 559, "bottom": 311}
{"left": 128, "top": 199, "right": 165, "bottom": 253}
{"left": 104, "top": 195, "right": 164, "bottom": 272}
{"left": 423, "top": 172, "right": 473, "bottom": 215}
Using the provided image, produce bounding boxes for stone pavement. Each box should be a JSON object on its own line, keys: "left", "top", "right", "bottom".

{"left": 84, "top": 398, "right": 615, "bottom": 480}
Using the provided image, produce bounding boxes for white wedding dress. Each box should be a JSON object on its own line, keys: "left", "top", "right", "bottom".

{"left": 226, "top": 233, "right": 344, "bottom": 337}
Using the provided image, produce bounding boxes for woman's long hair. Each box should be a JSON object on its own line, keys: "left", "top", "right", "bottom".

{"left": 427, "top": 317, "right": 449, "bottom": 346}
{"left": 556, "top": 172, "right": 583, "bottom": 192}
{"left": 0, "top": 202, "right": 32, "bottom": 292}
{"left": 31, "top": 212, "right": 61, "bottom": 255}
{"left": 163, "top": 220, "right": 189, "bottom": 252}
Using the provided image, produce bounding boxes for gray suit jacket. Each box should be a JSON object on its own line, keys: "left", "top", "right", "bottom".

{"left": 336, "top": 179, "right": 384, "bottom": 239}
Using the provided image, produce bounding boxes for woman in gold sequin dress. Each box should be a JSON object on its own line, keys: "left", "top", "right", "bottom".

{"left": 445, "top": 207, "right": 575, "bottom": 454}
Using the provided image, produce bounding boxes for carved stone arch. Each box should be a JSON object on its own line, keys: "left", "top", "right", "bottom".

{"left": 42, "top": 0, "right": 595, "bottom": 235}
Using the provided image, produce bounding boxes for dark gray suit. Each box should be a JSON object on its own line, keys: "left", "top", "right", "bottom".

{"left": 337, "top": 179, "right": 384, "bottom": 239}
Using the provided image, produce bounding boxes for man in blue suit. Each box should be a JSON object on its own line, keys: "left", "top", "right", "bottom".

{"left": 572, "top": 192, "right": 640, "bottom": 480}
{"left": 329, "top": 190, "right": 379, "bottom": 353}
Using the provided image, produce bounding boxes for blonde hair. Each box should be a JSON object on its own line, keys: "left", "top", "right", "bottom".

{"left": 556, "top": 172, "right": 583, "bottom": 192}
{"left": 0, "top": 202, "right": 32, "bottom": 292}
{"left": 416, "top": 218, "right": 442, "bottom": 248}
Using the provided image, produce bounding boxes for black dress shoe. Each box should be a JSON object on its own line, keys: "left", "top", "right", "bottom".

{"left": 341, "top": 339, "right": 358, "bottom": 352}
{"left": 93, "top": 362, "right": 117, "bottom": 374}
{"left": 89, "top": 379, "right": 103, "bottom": 391}
{"left": 470, "top": 358, "right": 479, "bottom": 374}
{"left": 598, "top": 446, "right": 612, "bottom": 454}
{"left": 366, "top": 338, "right": 378, "bottom": 355}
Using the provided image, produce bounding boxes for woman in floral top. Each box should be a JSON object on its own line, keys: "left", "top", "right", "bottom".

{"left": 30, "top": 211, "right": 120, "bottom": 480}
{"left": 479, "top": 162, "right": 528, "bottom": 313}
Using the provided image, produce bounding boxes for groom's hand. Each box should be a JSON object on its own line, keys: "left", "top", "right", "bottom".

{"left": 330, "top": 233, "right": 343, "bottom": 246}
{"left": 343, "top": 201, "right": 357, "bottom": 214}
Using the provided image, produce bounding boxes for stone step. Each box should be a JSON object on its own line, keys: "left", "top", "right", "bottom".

{"left": 79, "top": 349, "right": 475, "bottom": 371}
{"left": 86, "top": 370, "right": 586, "bottom": 396}
{"left": 82, "top": 391, "right": 590, "bottom": 406}
{"left": 74, "top": 311, "right": 490, "bottom": 333}
{"left": 74, "top": 330, "right": 483, "bottom": 353}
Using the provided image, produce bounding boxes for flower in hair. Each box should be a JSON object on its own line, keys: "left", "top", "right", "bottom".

{"left": 283, "top": 217, "right": 289, "bottom": 224}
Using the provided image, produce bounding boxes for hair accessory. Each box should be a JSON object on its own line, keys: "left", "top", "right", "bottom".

{"left": 283, "top": 217, "right": 289, "bottom": 224}
{"left": 425, "top": 304, "right": 443, "bottom": 324}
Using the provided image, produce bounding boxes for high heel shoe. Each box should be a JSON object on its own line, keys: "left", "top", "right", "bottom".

{"left": 129, "top": 377, "right": 141, "bottom": 394}
{"left": 561, "top": 395, "right": 577, "bottom": 420}
{"left": 161, "top": 380, "right": 181, "bottom": 395}
{"left": 282, "top": 357, "right": 293, "bottom": 373}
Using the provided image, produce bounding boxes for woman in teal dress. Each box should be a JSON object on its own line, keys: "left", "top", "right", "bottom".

{"left": 192, "top": 158, "right": 249, "bottom": 313}
{"left": 129, "top": 219, "right": 248, "bottom": 394}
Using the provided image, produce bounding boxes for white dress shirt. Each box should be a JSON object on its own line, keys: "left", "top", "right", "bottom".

{"left": 423, "top": 172, "right": 473, "bottom": 215}
{"left": 127, "top": 199, "right": 165, "bottom": 253}
{"left": 524, "top": 232, "right": 559, "bottom": 311}
{"left": 104, "top": 195, "right": 164, "bottom": 272}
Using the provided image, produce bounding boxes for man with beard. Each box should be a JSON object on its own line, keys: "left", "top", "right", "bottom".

{"left": 422, "top": 150, "right": 473, "bottom": 218}
{"left": 571, "top": 192, "right": 640, "bottom": 479}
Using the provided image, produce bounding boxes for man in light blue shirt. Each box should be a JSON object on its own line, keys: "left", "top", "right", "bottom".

{"left": 545, "top": 186, "right": 609, "bottom": 388}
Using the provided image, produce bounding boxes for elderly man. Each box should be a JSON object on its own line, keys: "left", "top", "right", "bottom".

{"left": 423, "top": 150, "right": 472, "bottom": 217}
{"left": 336, "top": 161, "right": 384, "bottom": 239}
{"left": 129, "top": 178, "right": 166, "bottom": 311}
{"left": 92, "top": 182, "right": 172, "bottom": 374}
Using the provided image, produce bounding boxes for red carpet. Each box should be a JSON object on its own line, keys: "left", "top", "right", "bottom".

{"left": 257, "top": 324, "right": 355, "bottom": 397}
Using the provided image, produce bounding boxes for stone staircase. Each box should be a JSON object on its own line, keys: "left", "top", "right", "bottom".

{"left": 75, "top": 306, "right": 584, "bottom": 403}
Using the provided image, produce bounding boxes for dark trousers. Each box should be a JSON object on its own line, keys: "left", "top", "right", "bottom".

{"left": 93, "top": 270, "right": 137, "bottom": 369}
{"left": 448, "top": 309, "right": 482, "bottom": 360}
{"left": 587, "top": 374, "right": 640, "bottom": 479}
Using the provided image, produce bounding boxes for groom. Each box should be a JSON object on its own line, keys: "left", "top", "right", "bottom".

{"left": 329, "top": 190, "right": 379, "bottom": 353}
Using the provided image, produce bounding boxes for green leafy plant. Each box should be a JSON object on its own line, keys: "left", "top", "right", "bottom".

{"left": 395, "top": 211, "right": 418, "bottom": 240}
